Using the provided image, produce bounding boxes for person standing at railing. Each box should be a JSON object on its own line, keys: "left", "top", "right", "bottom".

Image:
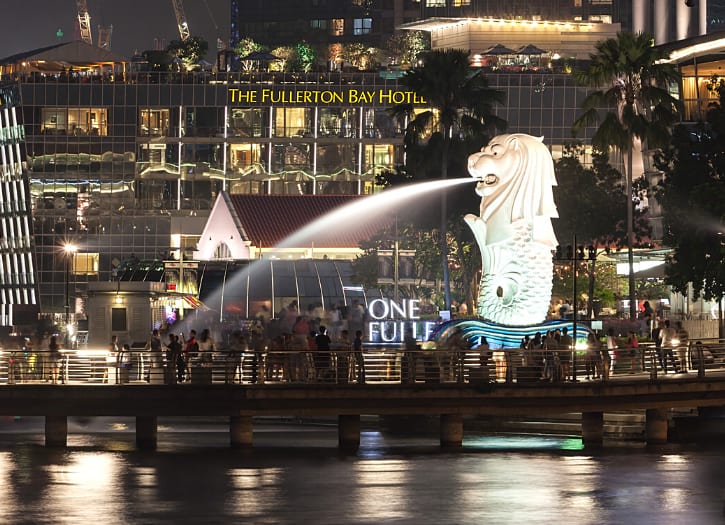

{"left": 165, "top": 333, "right": 182, "bottom": 385}
{"left": 659, "top": 320, "right": 680, "bottom": 374}
{"left": 197, "top": 329, "right": 215, "bottom": 368}
{"left": 402, "top": 328, "right": 418, "bottom": 384}
{"left": 478, "top": 336, "right": 491, "bottom": 382}
{"left": 353, "top": 330, "right": 365, "bottom": 384}
{"left": 103, "top": 335, "right": 120, "bottom": 384}
{"left": 652, "top": 319, "right": 665, "bottom": 371}
{"left": 585, "top": 333, "right": 600, "bottom": 380}
{"left": 559, "top": 327, "right": 572, "bottom": 382}
{"left": 291, "top": 316, "right": 310, "bottom": 382}
{"left": 181, "top": 330, "right": 198, "bottom": 382}
{"left": 314, "top": 325, "right": 332, "bottom": 382}
{"left": 48, "top": 335, "right": 62, "bottom": 384}
{"left": 675, "top": 321, "right": 689, "bottom": 373}
{"left": 625, "top": 331, "right": 639, "bottom": 374}
{"left": 145, "top": 329, "right": 163, "bottom": 383}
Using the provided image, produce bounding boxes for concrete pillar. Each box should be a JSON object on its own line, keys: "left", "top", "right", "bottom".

{"left": 136, "top": 415, "right": 158, "bottom": 450}
{"left": 440, "top": 414, "right": 463, "bottom": 448}
{"left": 581, "top": 412, "right": 604, "bottom": 446}
{"left": 631, "top": 0, "right": 649, "bottom": 35}
{"left": 654, "top": 0, "right": 671, "bottom": 44}
{"left": 646, "top": 408, "right": 669, "bottom": 444}
{"left": 676, "top": 0, "right": 694, "bottom": 40}
{"left": 230, "top": 415, "right": 253, "bottom": 448}
{"left": 338, "top": 414, "right": 360, "bottom": 451}
{"left": 45, "top": 415, "right": 67, "bottom": 448}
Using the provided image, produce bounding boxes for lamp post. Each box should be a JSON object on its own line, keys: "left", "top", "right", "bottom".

{"left": 63, "top": 243, "right": 77, "bottom": 341}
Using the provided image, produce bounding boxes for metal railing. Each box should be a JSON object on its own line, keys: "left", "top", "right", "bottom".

{"left": 0, "top": 341, "right": 724, "bottom": 386}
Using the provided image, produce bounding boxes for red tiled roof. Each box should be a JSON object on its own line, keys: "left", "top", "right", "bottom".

{"left": 226, "top": 194, "right": 392, "bottom": 248}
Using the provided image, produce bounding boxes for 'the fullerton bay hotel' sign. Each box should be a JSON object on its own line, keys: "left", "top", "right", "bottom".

{"left": 366, "top": 298, "right": 437, "bottom": 344}
{"left": 228, "top": 88, "right": 426, "bottom": 106}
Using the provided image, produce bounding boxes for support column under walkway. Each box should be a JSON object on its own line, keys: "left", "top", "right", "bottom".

{"left": 136, "top": 416, "right": 158, "bottom": 450}
{"left": 581, "top": 412, "right": 604, "bottom": 446}
{"left": 338, "top": 415, "right": 360, "bottom": 451}
{"left": 440, "top": 414, "right": 463, "bottom": 448}
{"left": 645, "top": 408, "right": 668, "bottom": 444}
{"left": 230, "top": 415, "right": 253, "bottom": 448}
{"left": 45, "top": 415, "right": 67, "bottom": 447}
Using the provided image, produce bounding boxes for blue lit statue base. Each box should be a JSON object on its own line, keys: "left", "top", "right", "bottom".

{"left": 433, "top": 318, "right": 593, "bottom": 350}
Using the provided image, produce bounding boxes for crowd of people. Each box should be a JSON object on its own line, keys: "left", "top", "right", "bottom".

{"left": 110, "top": 300, "right": 372, "bottom": 385}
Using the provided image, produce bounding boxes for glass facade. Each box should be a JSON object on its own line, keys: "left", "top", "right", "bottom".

{"left": 15, "top": 71, "right": 413, "bottom": 320}
{"left": 0, "top": 82, "right": 38, "bottom": 331}
{"left": 196, "top": 259, "right": 374, "bottom": 320}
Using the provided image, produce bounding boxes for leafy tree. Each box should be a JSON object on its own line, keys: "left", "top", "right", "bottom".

{"left": 142, "top": 50, "right": 173, "bottom": 71}
{"left": 655, "top": 80, "right": 725, "bottom": 332}
{"left": 387, "top": 31, "right": 429, "bottom": 66}
{"left": 293, "top": 42, "right": 317, "bottom": 72}
{"left": 166, "top": 36, "right": 209, "bottom": 68}
{"left": 572, "top": 31, "right": 680, "bottom": 320}
{"left": 343, "top": 43, "right": 383, "bottom": 70}
{"left": 390, "top": 49, "right": 506, "bottom": 310}
{"left": 269, "top": 46, "right": 295, "bottom": 72}
{"left": 235, "top": 37, "right": 263, "bottom": 59}
{"left": 553, "top": 144, "right": 649, "bottom": 317}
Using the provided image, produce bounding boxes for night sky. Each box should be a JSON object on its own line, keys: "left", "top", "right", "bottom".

{"left": 0, "top": 0, "right": 231, "bottom": 60}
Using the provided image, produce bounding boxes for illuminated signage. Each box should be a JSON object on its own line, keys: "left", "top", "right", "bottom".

{"left": 228, "top": 88, "right": 426, "bottom": 106}
{"left": 366, "top": 298, "right": 437, "bottom": 344}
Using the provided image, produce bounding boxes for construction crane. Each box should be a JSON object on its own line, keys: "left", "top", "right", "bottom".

{"left": 97, "top": 24, "right": 113, "bottom": 49}
{"left": 75, "top": 1, "right": 113, "bottom": 49}
{"left": 171, "top": 0, "right": 191, "bottom": 42}
{"left": 76, "top": 0, "right": 93, "bottom": 46}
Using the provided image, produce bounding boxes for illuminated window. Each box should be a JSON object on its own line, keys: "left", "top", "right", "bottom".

{"left": 139, "top": 109, "right": 170, "bottom": 136}
{"left": 70, "top": 252, "right": 99, "bottom": 276}
{"left": 353, "top": 18, "right": 373, "bottom": 35}
{"left": 274, "top": 107, "right": 312, "bottom": 137}
{"left": 425, "top": 0, "right": 446, "bottom": 6}
{"left": 230, "top": 144, "right": 263, "bottom": 170}
{"left": 41, "top": 108, "right": 108, "bottom": 136}
{"left": 331, "top": 18, "right": 344, "bottom": 36}
{"left": 452, "top": 0, "right": 471, "bottom": 6}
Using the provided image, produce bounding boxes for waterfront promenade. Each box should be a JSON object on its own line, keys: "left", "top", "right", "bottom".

{"left": 1, "top": 342, "right": 725, "bottom": 451}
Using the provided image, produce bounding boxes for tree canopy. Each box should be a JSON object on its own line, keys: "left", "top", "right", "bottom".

{"left": 166, "top": 36, "right": 209, "bottom": 67}
{"left": 572, "top": 31, "right": 680, "bottom": 319}
{"left": 655, "top": 80, "right": 725, "bottom": 303}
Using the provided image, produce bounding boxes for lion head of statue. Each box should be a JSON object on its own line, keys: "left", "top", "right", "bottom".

{"left": 467, "top": 133, "right": 558, "bottom": 247}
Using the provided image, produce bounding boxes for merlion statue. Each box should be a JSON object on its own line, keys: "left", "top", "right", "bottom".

{"left": 464, "top": 134, "right": 558, "bottom": 325}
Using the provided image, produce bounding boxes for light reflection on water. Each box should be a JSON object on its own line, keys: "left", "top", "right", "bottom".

{"left": 0, "top": 418, "right": 723, "bottom": 524}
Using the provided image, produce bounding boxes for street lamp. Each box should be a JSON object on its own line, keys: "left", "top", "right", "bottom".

{"left": 63, "top": 243, "right": 77, "bottom": 336}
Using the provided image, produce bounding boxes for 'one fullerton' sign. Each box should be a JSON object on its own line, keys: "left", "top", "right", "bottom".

{"left": 228, "top": 88, "right": 426, "bottom": 107}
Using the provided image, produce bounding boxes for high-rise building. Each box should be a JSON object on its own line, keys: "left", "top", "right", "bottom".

{"left": 0, "top": 81, "right": 38, "bottom": 333}
{"left": 231, "top": 0, "right": 627, "bottom": 51}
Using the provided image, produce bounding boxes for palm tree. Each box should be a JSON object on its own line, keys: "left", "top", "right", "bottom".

{"left": 573, "top": 32, "right": 680, "bottom": 321}
{"left": 392, "top": 48, "right": 506, "bottom": 310}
